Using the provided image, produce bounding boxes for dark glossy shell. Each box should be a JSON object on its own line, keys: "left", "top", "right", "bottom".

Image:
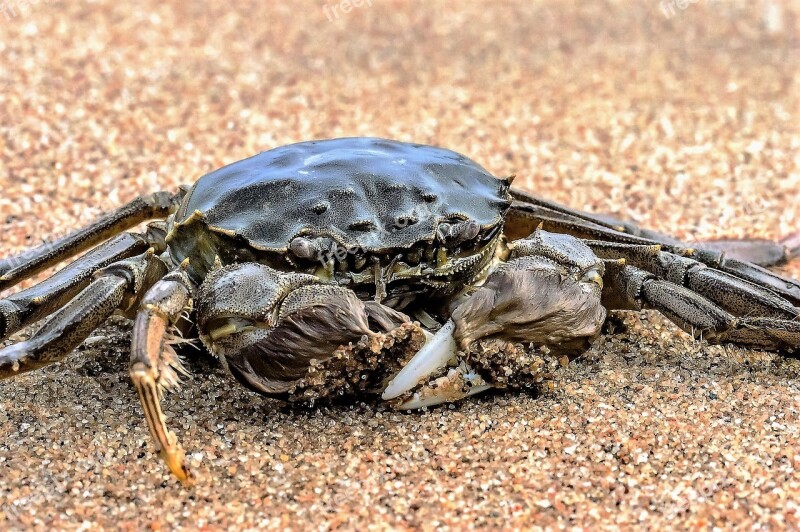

{"left": 169, "top": 138, "right": 509, "bottom": 273}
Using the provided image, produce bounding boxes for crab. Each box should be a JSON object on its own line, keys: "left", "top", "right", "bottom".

{"left": 1, "top": 137, "right": 799, "bottom": 484}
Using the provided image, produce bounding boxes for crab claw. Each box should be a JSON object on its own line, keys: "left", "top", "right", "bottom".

{"left": 381, "top": 319, "right": 494, "bottom": 408}
{"left": 382, "top": 320, "right": 458, "bottom": 400}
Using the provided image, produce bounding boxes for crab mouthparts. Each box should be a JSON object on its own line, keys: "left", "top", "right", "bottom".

{"left": 381, "top": 319, "right": 493, "bottom": 409}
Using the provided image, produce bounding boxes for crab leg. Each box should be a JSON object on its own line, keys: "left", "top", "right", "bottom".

{"left": 587, "top": 241, "right": 799, "bottom": 321}
{"left": 129, "top": 269, "right": 195, "bottom": 484}
{"left": 509, "top": 189, "right": 800, "bottom": 267}
{"left": 602, "top": 260, "right": 800, "bottom": 353}
{"left": 508, "top": 189, "right": 682, "bottom": 245}
{"left": 691, "top": 236, "right": 799, "bottom": 267}
{"left": 0, "top": 233, "right": 150, "bottom": 341}
{"left": 507, "top": 196, "right": 800, "bottom": 305}
{"left": 0, "top": 251, "right": 167, "bottom": 378}
{"left": 0, "top": 191, "right": 179, "bottom": 292}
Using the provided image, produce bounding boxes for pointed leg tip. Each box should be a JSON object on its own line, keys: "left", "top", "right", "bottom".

{"left": 781, "top": 232, "right": 800, "bottom": 259}
{"left": 162, "top": 449, "right": 192, "bottom": 486}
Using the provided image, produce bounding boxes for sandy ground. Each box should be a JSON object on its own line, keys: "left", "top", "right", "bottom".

{"left": 2, "top": 0, "right": 800, "bottom": 529}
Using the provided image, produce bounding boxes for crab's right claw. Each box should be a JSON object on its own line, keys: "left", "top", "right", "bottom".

{"left": 382, "top": 243, "right": 607, "bottom": 409}
{"left": 782, "top": 232, "right": 800, "bottom": 260}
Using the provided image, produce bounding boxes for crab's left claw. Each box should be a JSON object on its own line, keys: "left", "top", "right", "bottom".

{"left": 382, "top": 232, "right": 607, "bottom": 409}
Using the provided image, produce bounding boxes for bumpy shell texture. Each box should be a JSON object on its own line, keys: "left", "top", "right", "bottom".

{"left": 173, "top": 137, "right": 509, "bottom": 254}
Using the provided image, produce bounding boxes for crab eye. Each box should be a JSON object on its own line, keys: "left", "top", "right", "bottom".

{"left": 290, "top": 236, "right": 316, "bottom": 259}
{"left": 581, "top": 268, "right": 604, "bottom": 288}
{"left": 436, "top": 219, "right": 480, "bottom": 247}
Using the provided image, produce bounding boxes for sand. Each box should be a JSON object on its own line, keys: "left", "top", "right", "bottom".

{"left": 1, "top": 0, "right": 800, "bottom": 529}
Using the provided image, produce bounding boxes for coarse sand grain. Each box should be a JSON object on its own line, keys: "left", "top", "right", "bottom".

{"left": 2, "top": 1, "right": 800, "bottom": 529}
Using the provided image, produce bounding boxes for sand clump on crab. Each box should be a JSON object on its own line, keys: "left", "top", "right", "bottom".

{"left": 286, "top": 320, "right": 564, "bottom": 409}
